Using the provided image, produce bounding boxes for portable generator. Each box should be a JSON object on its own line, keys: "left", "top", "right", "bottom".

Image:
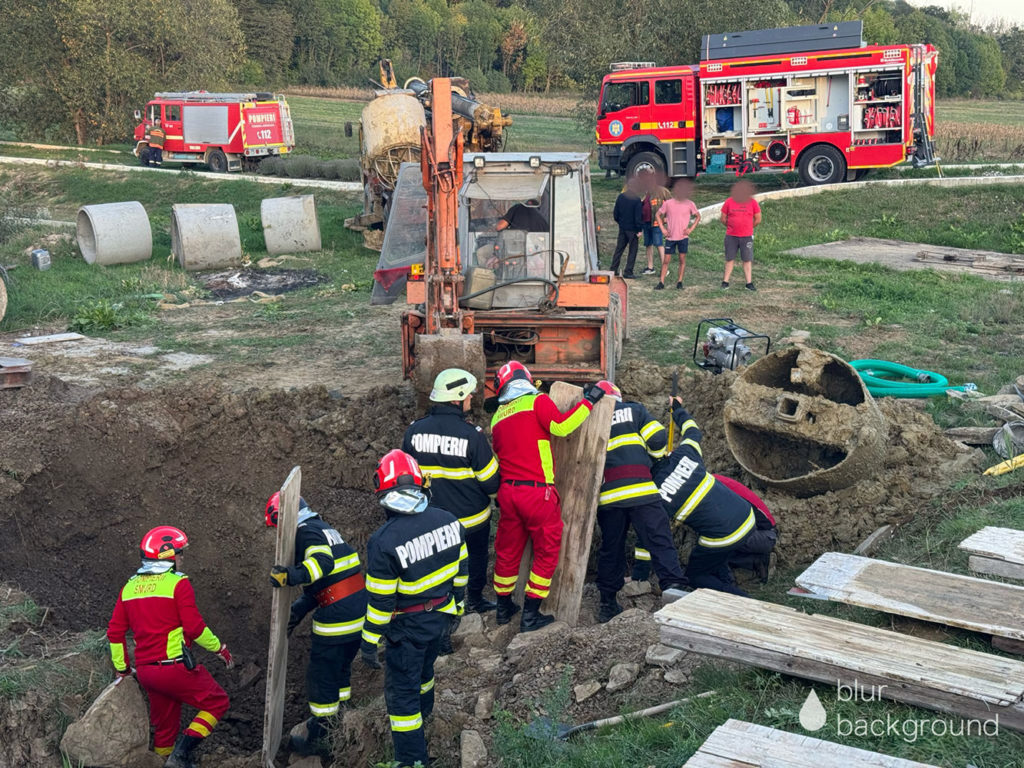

{"left": 693, "top": 318, "right": 771, "bottom": 373}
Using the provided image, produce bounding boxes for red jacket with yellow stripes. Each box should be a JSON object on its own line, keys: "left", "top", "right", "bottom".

{"left": 490, "top": 392, "right": 593, "bottom": 484}
{"left": 107, "top": 570, "right": 222, "bottom": 668}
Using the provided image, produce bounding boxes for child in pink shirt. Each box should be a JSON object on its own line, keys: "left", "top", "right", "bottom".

{"left": 720, "top": 179, "right": 762, "bottom": 291}
{"left": 653, "top": 178, "right": 701, "bottom": 290}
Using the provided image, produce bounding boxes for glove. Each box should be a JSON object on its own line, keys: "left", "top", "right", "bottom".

{"left": 287, "top": 593, "right": 317, "bottom": 637}
{"left": 455, "top": 600, "right": 466, "bottom": 617}
{"left": 360, "top": 640, "right": 381, "bottom": 670}
{"left": 114, "top": 667, "right": 132, "bottom": 680}
{"left": 217, "top": 644, "right": 235, "bottom": 670}
{"left": 583, "top": 383, "right": 605, "bottom": 406}
{"left": 269, "top": 565, "right": 290, "bottom": 588}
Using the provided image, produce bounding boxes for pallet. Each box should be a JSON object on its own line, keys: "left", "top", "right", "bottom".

{"left": 791, "top": 552, "right": 1024, "bottom": 641}
{"left": 0, "top": 357, "right": 32, "bottom": 389}
{"left": 960, "top": 527, "right": 1024, "bottom": 582}
{"left": 683, "top": 719, "right": 939, "bottom": 767}
{"left": 656, "top": 590, "right": 1024, "bottom": 731}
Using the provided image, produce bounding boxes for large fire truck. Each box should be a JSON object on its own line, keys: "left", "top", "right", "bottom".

{"left": 132, "top": 92, "right": 295, "bottom": 172}
{"left": 596, "top": 22, "right": 938, "bottom": 185}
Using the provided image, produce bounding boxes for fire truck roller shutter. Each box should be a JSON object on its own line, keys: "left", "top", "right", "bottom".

{"left": 183, "top": 105, "right": 229, "bottom": 144}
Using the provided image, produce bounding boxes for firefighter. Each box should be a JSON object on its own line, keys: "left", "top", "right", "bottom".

{"left": 654, "top": 398, "right": 756, "bottom": 595}
{"left": 402, "top": 368, "right": 500, "bottom": 620}
{"left": 490, "top": 361, "right": 605, "bottom": 631}
{"left": 715, "top": 474, "right": 778, "bottom": 582}
{"left": 107, "top": 526, "right": 232, "bottom": 768}
{"left": 266, "top": 494, "right": 367, "bottom": 755}
{"left": 361, "top": 450, "right": 468, "bottom": 768}
{"left": 146, "top": 120, "right": 166, "bottom": 166}
{"left": 595, "top": 381, "right": 688, "bottom": 622}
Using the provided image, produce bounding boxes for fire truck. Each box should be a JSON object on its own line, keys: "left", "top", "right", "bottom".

{"left": 132, "top": 92, "right": 295, "bottom": 172}
{"left": 596, "top": 22, "right": 938, "bottom": 185}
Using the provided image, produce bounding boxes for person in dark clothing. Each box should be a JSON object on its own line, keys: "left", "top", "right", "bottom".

{"left": 497, "top": 200, "right": 548, "bottom": 232}
{"left": 267, "top": 495, "right": 367, "bottom": 756}
{"left": 715, "top": 475, "right": 777, "bottom": 581}
{"left": 610, "top": 181, "right": 644, "bottom": 277}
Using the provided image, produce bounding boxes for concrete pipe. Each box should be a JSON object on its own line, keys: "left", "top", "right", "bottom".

{"left": 723, "top": 347, "right": 887, "bottom": 497}
{"left": 76, "top": 202, "right": 153, "bottom": 266}
{"left": 261, "top": 195, "right": 322, "bottom": 255}
{"left": 170, "top": 204, "right": 242, "bottom": 271}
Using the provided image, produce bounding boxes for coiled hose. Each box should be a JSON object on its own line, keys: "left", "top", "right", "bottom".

{"left": 850, "top": 359, "right": 976, "bottom": 398}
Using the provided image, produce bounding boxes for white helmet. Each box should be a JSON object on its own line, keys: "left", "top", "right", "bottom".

{"left": 429, "top": 368, "right": 477, "bottom": 403}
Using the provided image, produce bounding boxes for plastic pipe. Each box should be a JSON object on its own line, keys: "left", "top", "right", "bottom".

{"left": 261, "top": 195, "right": 321, "bottom": 255}
{"left": 170, "top": 204, "right": 242, "bottom": 271}
{"left": 850, "top": 359, "right": 975, "bottom": 398}
{"left": 76, "top": 202, "right": 153, "bottom": 265}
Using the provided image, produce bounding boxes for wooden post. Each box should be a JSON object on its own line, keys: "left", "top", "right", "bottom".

{"left": 261, "top": 466, "right": 301, "bottom": 768}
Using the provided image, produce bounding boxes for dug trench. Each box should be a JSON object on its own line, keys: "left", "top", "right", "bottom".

{"left": 0, "top": 358, "right": 978, "bottom": 766}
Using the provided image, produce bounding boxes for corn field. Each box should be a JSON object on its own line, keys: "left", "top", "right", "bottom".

{"left": 935, "top": 121, "right": 1024, "bottom": 163}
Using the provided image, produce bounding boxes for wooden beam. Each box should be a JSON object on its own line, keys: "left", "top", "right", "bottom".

{"left": 793, "top": 552, "right": 1024, "bottom": 641}
{"left": 261, "top": 466, "right": 301, "bottom": 768}
{"left": 683, "top": 719, "right": 940, "bottom": 767}
{"left": 851, "top": 525, "right": 894, "bottom": 557}
{"left": 942, "top": 426, "right": 999, "bottom": 445}
{"left": 656, "top": 590, "right": 1024, "bottom": 731}
{"left": 961, "top": 527, "right": 1024, "bottom": 582}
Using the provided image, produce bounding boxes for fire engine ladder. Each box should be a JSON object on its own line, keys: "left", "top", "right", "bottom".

{"left": 153, "top": 91, "right": 274, "bottom": 103}
{"left": 910, "top": 55, "right": 937, "bottom": 168}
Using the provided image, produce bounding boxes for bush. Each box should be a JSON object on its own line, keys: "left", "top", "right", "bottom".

{"left": 320, "top": 158, "right": 360, "bottom": 181}
{"left": 256, "top": 155, "right": 360, "bottom": 181}
{"left": 68, "top": 300, "right": 148, "bottom": 333}
{"left": 486, "top": 70, "right": 512, "bottom": 94}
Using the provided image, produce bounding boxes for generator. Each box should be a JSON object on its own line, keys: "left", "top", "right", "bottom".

{"left": 693, "top": 318, "right": 771, "bottom": 373}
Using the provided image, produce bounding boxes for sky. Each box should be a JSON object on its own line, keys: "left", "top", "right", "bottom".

{"left": 907, "top": 0, "right": 1024, "bottom": 25}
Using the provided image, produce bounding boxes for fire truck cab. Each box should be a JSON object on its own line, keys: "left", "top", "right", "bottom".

{"left": 597, "top": 23, "right": 938, "bottom": 185}
{"left": 132, "top": 91, "right": 295, "bottom": 172}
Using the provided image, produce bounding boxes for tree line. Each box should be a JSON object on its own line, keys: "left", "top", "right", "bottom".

{"left": 0, "top": 0, "right": 1021, "bottom": 144}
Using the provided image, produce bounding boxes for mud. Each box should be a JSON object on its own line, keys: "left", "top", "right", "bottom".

{"left": 200, "top": 268, "right": 328, "bottom": 300}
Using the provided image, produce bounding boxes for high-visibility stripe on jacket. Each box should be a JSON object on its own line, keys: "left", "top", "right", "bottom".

{"left": 107, "top": 571, "right": 221, "bottom": 668}
{"left": 491, "top": 393, "right": 593, "bottom": 484}
{"left": 361, "top": 505, "right": 468, "bottom": 645}
{"left": 599, "top": 400, "right": 667, "bottom": 508}
{"left": 403, "top": 404, "right": 500, "bottom": 531}
{"left": 292, "top": 515, "right": 367, "bottom": 641}
{"left": 653, "top": 405, "right": 755, "bottom": 547}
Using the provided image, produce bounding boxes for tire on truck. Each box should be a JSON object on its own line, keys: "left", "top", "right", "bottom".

{"left": 206, "top": 148, "right": 229, "bottom": 173}
{"left": 798, "top": 144, "right": 846, "bottom": 186}
{"left": 625, "top": 150, "right": 666, "bottom": 179}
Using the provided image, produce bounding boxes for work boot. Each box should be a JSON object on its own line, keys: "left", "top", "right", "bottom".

{"left": 495, "top": 595, "right": 520, "bottom": 626}
{"left": 519, "top": 597, "right": 554, "bottom": 633}
{"left": 163, "top": 734, "right": 200, "bottom": 768}
{"left": 631, "top": 561, "right": 651, "bottom": 582}
{"left": 465, "top": 592, "right": 497, "bottom": 614}
{"left": 289, "top": 716, "right": 330, "bottom": 757}
{"left": 597, "top": 594, "right": 623, "bottom": 623}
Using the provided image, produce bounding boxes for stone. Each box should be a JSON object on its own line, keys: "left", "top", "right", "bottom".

{"left": 605, "top": 662, "right": 640, "bottom": 693}
{"left": 645, "top": 643, "right": 685, "bottom": 668}
{"left": 461, "top": 729, "right": 487, "bottom": 768}
{"left": 608, "top": 607, "right": 648, "bottom": 624}
{"left": 60, "top": 677, "right": 152, "bottom": 768}
{"left": 474, "top": 689, "right": 495, "bottom": 720}
{"left": 504, "top": 621, "right": 569, "bottom": 663}
{"left": 454, "top": 613, "right": 485, "bottom": 638}
{"left": 619, "top": 579, "right": 652, "bottom": 597}
{"left": 487, "top": 622, "right": 519, "bottom": 650}
{"left": 573, "top": 680, "right": 602, "bottom": 703}
{"left": 664, "top": 667, "right": 691, "bottom": 685}
{"left": 468, "top": 648, "right": 502, "bottom": 673}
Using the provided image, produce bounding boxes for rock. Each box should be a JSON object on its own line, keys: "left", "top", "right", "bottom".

{"left": 487, "top": 622, "right": 519, "bottom": 650}
{"left": 468, "top": 647, "right": 502, "bottom": 673}
{"left": 505, "top": 621, "right": 569, "bottom": 663}
{"left": 461, "top": 729, "right": 487, "bottom": 768}
{"left": 60, "top": 677, "right": 152, "bottom": 768}
{"left": 574, "top": 680, "right": 602, "bottom": 703}
{"left": 475, "top": 689, "right": 495, "bottom": 720}
{"left": 288, "top": 757, "right": 323, "bottom": 767}
{"left": 454, "top": 613, "right": 485, "bottom": 638}
{"left": 605, "top": 662, "right": 640, "bottom": 693}
{"left": 619, "top": 579, "right": 652, "bottom": 597}
{"left": 645, "top": 643, "right": 685, "bottom": 668}
{"left": 664, "top": 667, "right": 691, "bottom": 685}
{"left": 608, "top": 607, "right": 649, "bottom": 624}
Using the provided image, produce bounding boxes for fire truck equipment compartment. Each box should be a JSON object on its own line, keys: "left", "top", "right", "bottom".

{"left": 261, "top": 196, "right": 322, "bottom": 255}
{"left": 76, "top": 202, "right": 153, "bottom": 266}
{"left": 701, "top": 22, "right": 863, "bottom": 60}
{"left": 170, "top": 204, "right": 242, "bottom": 271}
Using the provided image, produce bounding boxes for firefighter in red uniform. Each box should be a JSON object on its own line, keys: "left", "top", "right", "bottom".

{"left": 107, "top": 526, "right": 232, "bottom": 768}
{"left": 489, "top": 361, "right": 605, "bottom": 631}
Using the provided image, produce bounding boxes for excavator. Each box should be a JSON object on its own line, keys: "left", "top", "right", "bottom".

{"left": 373, "top": 78, "right": 627, "bottom": 396}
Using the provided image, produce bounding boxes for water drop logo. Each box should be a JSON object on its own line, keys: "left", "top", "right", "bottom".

{"left": 799, "top": 689, "right": 827, "bottom": 731}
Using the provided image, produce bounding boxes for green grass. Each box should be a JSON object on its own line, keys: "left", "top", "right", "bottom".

{"left": 939, "top": 99, "right": 1024, "bottom": 127}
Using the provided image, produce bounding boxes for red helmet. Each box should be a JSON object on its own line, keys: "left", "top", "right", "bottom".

{"left": 140, "top": 526, "right": 188, "bottom": 560}
{"left": 374, "top": 449, "right": 424, "bottom": 494}
{"left": 596, "top": 380, "right": 622, "bottom": 400}
{"left": 494, "top": 361, "right": 532, "bottom": 393}
{"left": 264, "top": 493, "right": 309, "bottom": 527}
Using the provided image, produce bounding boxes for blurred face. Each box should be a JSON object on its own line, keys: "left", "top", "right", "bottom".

{"left": 673, "top": 180, "right": 693, "bottom": 200}
{"left": 733, "top": 181, "right": 755, "bottom": 201}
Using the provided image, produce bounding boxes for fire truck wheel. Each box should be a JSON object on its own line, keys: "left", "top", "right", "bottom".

{"left": 625, "top": 151, "right": 666, "bottom": 179}
{"left": 207, "top": 149, "right": 229, "bottom": 173}
{"left": 798, "top": 145, "right": 846, "bottom": 186}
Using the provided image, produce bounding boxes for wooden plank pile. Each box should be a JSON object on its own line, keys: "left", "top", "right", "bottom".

{"left": 960, "top": 526, "right": 1024, "bottom": 582}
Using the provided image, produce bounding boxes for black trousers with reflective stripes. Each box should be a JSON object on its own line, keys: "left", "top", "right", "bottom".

{"left": 597, "top": 499, "right": 686, "bottom": 596}
{"left": 685, "top": 537, "right": 752, "bottom": 596}
{"left": 307, "top": 634, "right": 361, "bottom": 718}
{"left": 465, "top": 522, "right": 490, "bottom": 598}
{"left": 385, "top": 611, "right": 448, "bottom": 767}
{"left": 728, "top": 528, "right": 777, "bottom": 572}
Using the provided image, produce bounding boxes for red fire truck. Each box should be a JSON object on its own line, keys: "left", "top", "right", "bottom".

{"left": 132, "top": 92, "right": 295, "bottom": 172}
{"left": 596, "top": 22, "right": 938, "bottom": 185}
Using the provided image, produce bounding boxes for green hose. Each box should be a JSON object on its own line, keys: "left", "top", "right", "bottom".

{"left": 850, "top": 359, "right": 976, "bottom": 398}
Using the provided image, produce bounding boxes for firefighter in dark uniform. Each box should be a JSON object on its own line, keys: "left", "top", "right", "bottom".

{"left": 402, "top": 368, "right": 500, "bottom": 624}
{"left": 654, "top": 398, "right": 757, "bottom": 595}
{"left": 266, "top": 495, "right": 367, "bottom": 755}
{"left": 594, "top": 381, "right": 688, "bottom": 621}
{"left": 361, "top": 450, "right": 468, "bottom": 768}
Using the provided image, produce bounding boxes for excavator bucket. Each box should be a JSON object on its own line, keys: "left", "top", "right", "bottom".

{"left": 412, "top": 331, "right": 486, "bottom": 398}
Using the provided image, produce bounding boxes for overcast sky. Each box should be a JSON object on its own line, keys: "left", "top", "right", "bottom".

{"left": 907, "top": 0, "right": 1024, "bottom": 25}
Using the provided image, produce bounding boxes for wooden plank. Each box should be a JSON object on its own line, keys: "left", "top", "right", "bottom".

{"left": 656, "top": 590, "right": 1024, "bottom": 730}
{"left": 544, "top": 382, "right": 614, "bottom": 626}
{"left": 684, "top": 719, "right": 940, "bottom": 768}
{"left": 261, "top": 466, "right": 301, "bottom": 768}
{"left": 793, "top": 552, "right": 1024, "bottom": 641}
{"left": 969, "top": 555, "right": 1024, "bottom": 582}
{"left": 14, "top": 332, "right": 85, "bottom": 345}
{"left": 851, "top": 525, "right": 894, "bottom": 556}
{"left": 960, "top": 527, "right": 1024, "bottom": 568}
{"left": 942, "top": 426, "right": 1000, "bottom": 445}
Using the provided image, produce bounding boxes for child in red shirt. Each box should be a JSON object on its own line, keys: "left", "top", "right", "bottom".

{"left": 719, "top": 180, "right": 762, "bottom": 291}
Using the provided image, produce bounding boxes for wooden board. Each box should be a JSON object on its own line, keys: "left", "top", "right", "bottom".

{"left": 793, "top": 552, "right": 1024, "bottom": 641}
{"left": 960, "top": 527, "right": 1024, "bottom": 581}
{"left": 261, "top": 466, "right": 301, "bottom": 768}
{"left": 683, "top": 719, "right": 940, "bottom": 767}
{"left": 851, "top": 525, "right": 894, "bottom": 557}
{"left": 656, "top": 590, "right": 1024, "bottom": 731}
{"left": 14, "top": 332, "right": 85, "bottom": 345}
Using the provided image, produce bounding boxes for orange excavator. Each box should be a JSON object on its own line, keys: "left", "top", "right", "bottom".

{"left": 377, "top": 78, "right": 627, "bottom": 396}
